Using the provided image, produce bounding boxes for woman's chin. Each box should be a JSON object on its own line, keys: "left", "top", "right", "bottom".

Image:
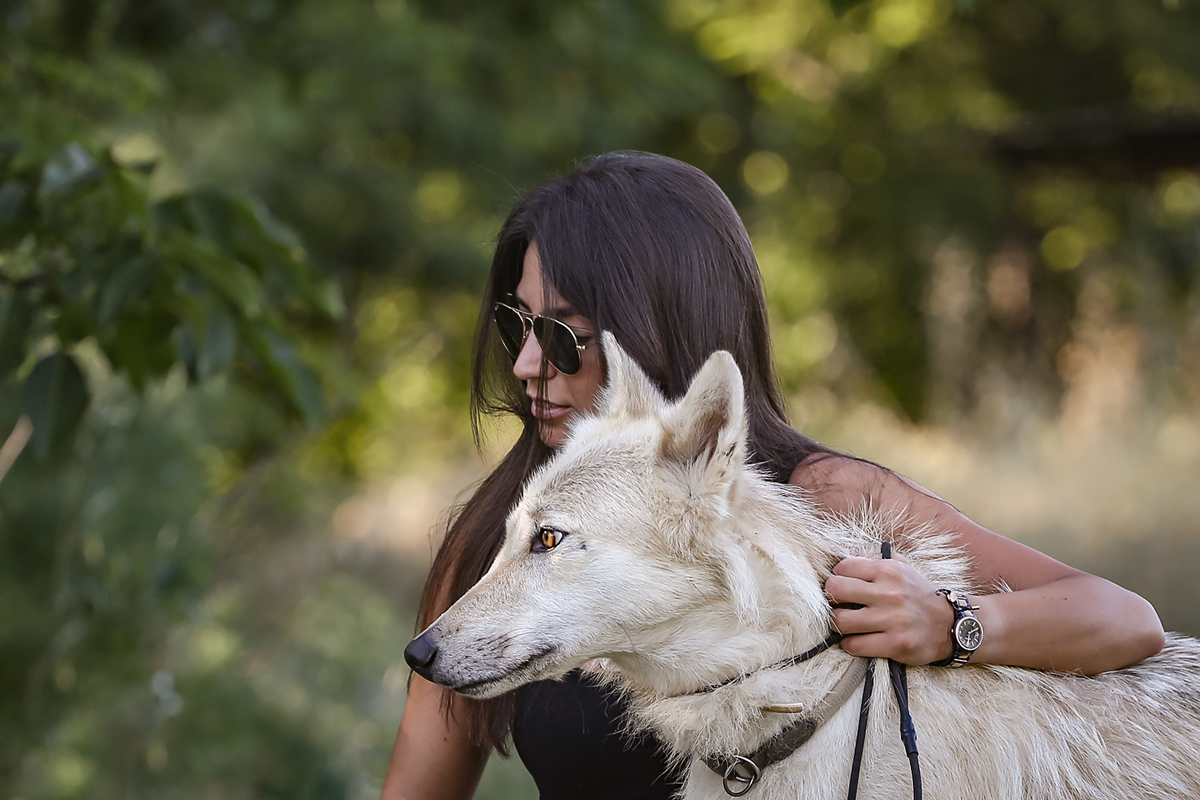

{"left": 538, "top": 423, "right": 566, "bottom": 449}
{"left": 537, "top": 415, "right": 576, "bottom": 449}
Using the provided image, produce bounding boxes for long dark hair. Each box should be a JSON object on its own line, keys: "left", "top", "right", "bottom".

{"left": 417, "top": 152, "right": 832, "bottom": 751}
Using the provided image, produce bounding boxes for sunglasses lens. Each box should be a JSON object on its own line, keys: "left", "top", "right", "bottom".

{"left": 534, "top": 317, "right": 582, "bottom": 375}
{"left": 494, "top": 302, "right": 583, "bottom": 375}
{"left": 493, "top": 304, "right": 526, "bottom": 358}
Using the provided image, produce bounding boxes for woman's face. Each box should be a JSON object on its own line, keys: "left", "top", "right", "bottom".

{"left": 511, "top": 243, "right": 605, "bottom": 449}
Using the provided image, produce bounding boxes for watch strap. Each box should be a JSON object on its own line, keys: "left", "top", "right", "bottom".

{"left": 931, "top": 589, "right": 982, "bottom": 668}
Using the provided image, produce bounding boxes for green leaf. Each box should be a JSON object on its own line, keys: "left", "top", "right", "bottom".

{"left": 38, "top": 143, "right": 104, "bottom": 206}
{"left": 19, "top": 352, "right": 90, "bottom": 459}
{"left": 96, "top": 252, "right": 157, "bottom": 329}
{"left": 105, "top": 311, "right": 178, "bottom": 390}
{"left": 0, "top": 286, "right": 34, "bottom": 379}
{"left": 196, "top": 303, "right": 237, "bottom": 379}
{"left": 181, "top": 190, "right": 239, "bottom": 251}
{"left": 104, "top": 143, "right": 157, "bottom": 176}
{"left": 159, "top": 229, "right": 265, "bottom": 319}
{"left": 174, "top": 290, "right": 238, "bottom": 380}
{"left": 53, "top": 296, "right": 94, "bottom": 346}
{"left": 246, "top": 323, "right": 324, "bottom": 429}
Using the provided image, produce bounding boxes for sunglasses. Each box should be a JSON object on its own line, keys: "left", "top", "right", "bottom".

{"left": 493, "top": 300, "right": 590, "bottom": 375}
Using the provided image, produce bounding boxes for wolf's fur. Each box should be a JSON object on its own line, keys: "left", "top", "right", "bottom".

{"left": 412, "top": 334, "right": 1200, "bottom": 799}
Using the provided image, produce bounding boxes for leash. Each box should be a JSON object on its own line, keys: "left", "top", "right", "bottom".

{"left": 847, "top": 542, "right": 922, "bottom": 800}
{"left": 706, "top": 541, "right": 925, "bottom": 798}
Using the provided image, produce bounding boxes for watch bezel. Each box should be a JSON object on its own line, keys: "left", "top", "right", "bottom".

{"left": 953, "top": 615, "right": 984, "bottom": 652}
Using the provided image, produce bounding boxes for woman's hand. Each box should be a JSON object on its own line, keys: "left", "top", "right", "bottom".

{"left": 796, "top": 455, "right": 1165, "bottom": 675}
{"left": 825, "top": 553, "right": 956, "bottom": 666}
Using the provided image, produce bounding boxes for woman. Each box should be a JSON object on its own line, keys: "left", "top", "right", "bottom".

{"left": 380, "top": 152, "right": 1164, "bottom": 800}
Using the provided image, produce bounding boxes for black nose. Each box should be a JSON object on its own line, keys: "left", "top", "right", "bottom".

{"left": 404, "top": 633, "right": 438, "bottom": 681}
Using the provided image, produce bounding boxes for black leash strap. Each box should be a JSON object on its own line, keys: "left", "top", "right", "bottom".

{"left": 889, "top": 657, "right": 923, "bottom": 799}
{"left": 707, "top": 542, "right": 925, "bottom": 798}
{"left": 846, "top": 658, "right": 873, "bottom": 799}
{"left": 881, "top": 541, "right": 923, "bottom": 800}
{"left": 847, "top": 542, "right": 922, "bottom": 800}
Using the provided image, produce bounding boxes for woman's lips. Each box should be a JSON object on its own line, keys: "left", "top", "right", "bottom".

{"left": 529, "top": 399, "right": 571, "bottom": 421}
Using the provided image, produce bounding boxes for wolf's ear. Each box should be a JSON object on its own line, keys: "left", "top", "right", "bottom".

{"left": 597, "top": 331, "right": 663, "bottom": 419}
{"left": 659, "top": 350, "right": 747, "bottom": 479}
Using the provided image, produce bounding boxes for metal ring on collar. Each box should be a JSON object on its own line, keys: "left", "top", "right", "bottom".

{"left": 722, "top": 756, "right": 762, "bottom": 797}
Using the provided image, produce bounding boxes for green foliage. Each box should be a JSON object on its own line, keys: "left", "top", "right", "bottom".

{"left": 662, "top": 0, "right": 1200, "bottom": 416}
{"left": 0, "top": 140, "right": 340, "bottom": 449}
{"left": 2, "top": 16, "right": 353, "bottom": 793}
{"left": 6, "top": 1, "right": 1199, "bottom": 421}
{"left": 2, "top": 0, "right": 1200, "bottom": 797}
{"left": 0, "top": 377, "right": 408, "bottom": 799}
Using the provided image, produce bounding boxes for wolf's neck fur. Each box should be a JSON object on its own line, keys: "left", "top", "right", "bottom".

{"left": 597, "top": 466, "right": 971, "bottom": 762}
{"left": 602, "top": 473, "right": 853, "bottom": 698}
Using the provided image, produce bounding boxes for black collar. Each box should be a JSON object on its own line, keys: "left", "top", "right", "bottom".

{"left": 694, "top": 631, "right": 845, "bottom": 695}
{"left": 702, "top": 654, "right": 868, "bottom": 796}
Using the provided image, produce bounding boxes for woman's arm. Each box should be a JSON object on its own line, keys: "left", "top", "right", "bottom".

{"left": 379, "top": 675, "right": 490, "bottom": 800}
{"left": 796, "top": 456, "right": 1166, "bottom": 675}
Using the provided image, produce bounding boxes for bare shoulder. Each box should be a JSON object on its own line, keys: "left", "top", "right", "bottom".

{"left": 788, "top": 454, "right": 935, "bottom": 517}
{"left": 788, "top": 451, "right": 864, "bottom": 491}
{"left": 790, "top": 453, "right": 1082, "bottom": 589}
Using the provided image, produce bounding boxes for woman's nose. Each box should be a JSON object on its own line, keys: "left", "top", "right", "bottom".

{"left": 513, "top": 327, "right": 554, "bottom": 380}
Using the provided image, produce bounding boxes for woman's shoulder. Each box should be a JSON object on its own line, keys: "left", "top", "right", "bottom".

{"left": 789, "top": 453, "right": 884, "bottom": 503}
{"left": 788, "top": 452, "right": 946, "bottom": 518}
{"left": 789, "top": 451, "right": 875, "bottom": 487}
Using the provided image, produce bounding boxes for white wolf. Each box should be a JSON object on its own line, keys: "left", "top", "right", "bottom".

{"left": 406, "top": 334, "right": 1200, "bottom": 800}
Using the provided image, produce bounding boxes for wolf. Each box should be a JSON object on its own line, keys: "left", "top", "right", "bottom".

{"left": 406, "top": 334, "right": 1200, "bottom": 799}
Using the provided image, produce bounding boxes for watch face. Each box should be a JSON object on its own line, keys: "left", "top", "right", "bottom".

{"left": 955, "top": 617, "right": 984, "bottom": 651}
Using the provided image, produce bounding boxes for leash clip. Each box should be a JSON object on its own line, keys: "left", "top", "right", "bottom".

{"left": 722, "top": 755, "right": 761, "bottom": 796}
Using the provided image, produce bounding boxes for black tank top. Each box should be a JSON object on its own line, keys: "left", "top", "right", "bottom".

{"left": 512, "top": 671, "right": 686, "bottom": 799}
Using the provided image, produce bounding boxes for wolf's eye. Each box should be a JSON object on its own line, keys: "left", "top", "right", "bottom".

{"left": 532, "top": 527, "right": 564, "bottom": 553}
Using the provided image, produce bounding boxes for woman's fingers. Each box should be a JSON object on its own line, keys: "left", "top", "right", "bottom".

{"left": 826, "top": 553, "right": 953, "bottom": 664}
{"left": 826, "top": 554, "right": 911, "bottom": 605}
{"left": 830, "top": 603, "right": 884, "bottom": 635}
{"left": 837, "top": 631, "right": 892, "bottom": 659}
{"left": 831, "top": 554, "right": 884, "bottom": 579}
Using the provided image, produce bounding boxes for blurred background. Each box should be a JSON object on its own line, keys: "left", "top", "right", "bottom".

{"left": 2, "top": 0, "right": 1199, "bottom": 797}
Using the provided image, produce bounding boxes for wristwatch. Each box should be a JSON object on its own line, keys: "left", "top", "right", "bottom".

{"left": 931, "top": 589, "right": 983, "bottom": 668}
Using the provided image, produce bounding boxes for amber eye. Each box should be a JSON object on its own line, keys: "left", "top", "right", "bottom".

{"left": 532, "top": 527, "right": 564, "bottom": 553}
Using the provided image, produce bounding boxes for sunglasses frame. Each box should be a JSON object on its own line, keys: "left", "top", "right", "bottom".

{"left": 493, "top": 299, "right": 589, "bottom": 375}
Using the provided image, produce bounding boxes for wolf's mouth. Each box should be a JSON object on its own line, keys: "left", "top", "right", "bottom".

{"left": 452, "top": 644, "right": 561, "bottom": 696}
